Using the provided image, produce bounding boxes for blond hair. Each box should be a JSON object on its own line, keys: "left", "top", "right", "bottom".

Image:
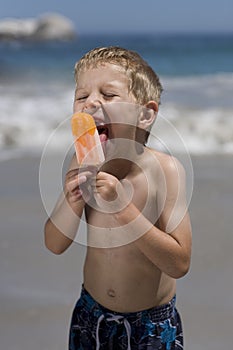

{"left": 74, "top": 46, "right": 163, "bottom": 106}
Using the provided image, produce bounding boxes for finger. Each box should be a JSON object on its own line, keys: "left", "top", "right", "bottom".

{"left": 66, "top": 169, "right": 93, "bottom": 180}
{"left": 79, "top": 170, "right": 96, "bottom": 179}
{"left": 77, "top": 174, "right": 88, "bottom": 185}
{"left": 96, "top": 171, "right": 110, "bottom": 180}
{"left": 66, "top": 168, "right": 80, "bottom": 179}
{"left": 69, "top": 192, "right": 83, "bottom": 202}
{"left": 94, "top": 180, "right": 106, "bottom": 188}
{"left": 66, "top": 176, "right": 85, "bottom": 192}
{"left": 66, "top": 180, "right": 79, "bottom": 193}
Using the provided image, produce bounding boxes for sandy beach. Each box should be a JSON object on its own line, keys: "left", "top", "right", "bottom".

{"left": 0, "top": 153, "right": 233, "bottom": 350}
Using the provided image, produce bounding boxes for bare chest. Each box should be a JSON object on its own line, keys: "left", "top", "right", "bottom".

{"left": 86, "top": 171, "right": 159, "bottom": 248}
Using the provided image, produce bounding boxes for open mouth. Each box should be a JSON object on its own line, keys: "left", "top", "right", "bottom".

{"left": 97, "top": 124, "right": 109, "bottom": 143}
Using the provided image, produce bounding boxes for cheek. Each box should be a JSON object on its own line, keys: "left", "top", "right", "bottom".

{"left": 73, "top": 100, "right": 82, "bottom": 113}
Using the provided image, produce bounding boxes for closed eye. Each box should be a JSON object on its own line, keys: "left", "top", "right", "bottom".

{"left": 76, "top": 96, "right": 87, "bottom": 101}
{"left": 102, "top": 92, "right": 118, "bottom": 99}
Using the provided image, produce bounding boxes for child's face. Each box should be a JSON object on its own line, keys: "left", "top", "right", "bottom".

{"left": 74, "top": 63, "right": 136, "bottom": 113}
{"left": 73, "top": 63, "right": 140, "bottom": 158}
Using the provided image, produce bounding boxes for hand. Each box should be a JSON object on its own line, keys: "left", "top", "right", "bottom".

{"left": 65, "top": 168, "right": 94, "bottom": 208}
{"left": 92, "top": 172, "right": 133, "bottom": 213}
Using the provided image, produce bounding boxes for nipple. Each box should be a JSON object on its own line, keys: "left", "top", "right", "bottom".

{"left": 107, "top": 289, "right": 116, "bottom": 298}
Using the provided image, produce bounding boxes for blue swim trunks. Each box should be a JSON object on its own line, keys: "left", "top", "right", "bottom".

{"left": 69, "top": 286, "right": 183, "bottom": 349}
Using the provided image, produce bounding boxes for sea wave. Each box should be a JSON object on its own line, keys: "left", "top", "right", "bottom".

{"left": 0, "top": 73, "right": 233, "bottom": 160}
{"left": 153, "top": 105, "right": 233, "bottom": 154}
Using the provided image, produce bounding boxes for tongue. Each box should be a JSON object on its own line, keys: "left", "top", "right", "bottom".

{"left": 99, "top": 133, "right": 108, "bottom": 143}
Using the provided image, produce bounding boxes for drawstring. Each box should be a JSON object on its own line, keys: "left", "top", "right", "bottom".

{"left": 96, "top": 313, "right": 131, "bottom": 350}
{"left": 96, "top": 314, "right": 104, "bottom": 349}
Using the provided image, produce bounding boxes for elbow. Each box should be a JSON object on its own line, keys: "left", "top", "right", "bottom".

{"left": 44, "top": 239, "right": 65, "bottom": 255}
{"left": 166, "top": 252, "right": 191, "bottom": 279}
{"left": 44, "top": 230, "right": 69, "bottom": 255}
{"left": 44, "top": 221, "right": 58, "bottom": 254}
{"left": 171, "top": 256, "right": 191, "bottom": 279}
{"left": 170, "top": 239, "right": 192, "bottom": 279}
{"left": 44, "top": 233, "right": 63, "bottom": 255}
{"left": 48, "top": 248, "right": 65, "bottom": 255}
{"left": 172, "top": 266, "right": 190, "bottom": 279}
{"left": 44, "top": 220, "right": 68, "bottom": 255}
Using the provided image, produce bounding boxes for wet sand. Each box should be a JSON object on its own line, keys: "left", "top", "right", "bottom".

{"left": 0, "top": 154, "right": 232, "bottom": 349}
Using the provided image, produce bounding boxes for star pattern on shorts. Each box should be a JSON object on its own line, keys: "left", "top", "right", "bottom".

{"left": 159, "top": 319, "right": 176, "bottom": 350}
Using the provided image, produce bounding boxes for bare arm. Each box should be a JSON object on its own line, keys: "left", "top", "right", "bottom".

{"left": 115, "top": 156, "right": 192, "bottom": 278}
{"left": 117, "top": 207, "right": 192, "bottom": 279}
{"left": 44, "top": 156, "right": 92, "bottom": 254}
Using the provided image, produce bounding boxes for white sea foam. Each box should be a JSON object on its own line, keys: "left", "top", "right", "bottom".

{"left": 0, "top": 81, "right": 74, "bottom": 160}
{"left": 0, "top": 73, "right": 233, "bottom": 160}
{"left": 157, "top": 73, "right": 233, "bottom": 154}
{"left": 154, "top": 105, "right": 233, "bottom": 154}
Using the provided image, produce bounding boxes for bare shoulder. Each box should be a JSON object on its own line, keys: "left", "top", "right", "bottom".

{"left": 147, "top": 148, "right": 185, "bottom": 179}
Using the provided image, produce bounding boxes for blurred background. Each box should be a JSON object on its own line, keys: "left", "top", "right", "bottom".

{"left": 0, "top": 0, "right": 233, "bottom": 157}
{"left": 0, "top": 1, "right": 232, "bottom": 349}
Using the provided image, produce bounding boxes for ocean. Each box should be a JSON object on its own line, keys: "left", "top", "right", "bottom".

{"left": 0, "top": 33, "right": 233, "bottom": 160}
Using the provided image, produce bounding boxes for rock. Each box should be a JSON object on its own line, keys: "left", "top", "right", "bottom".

{"left": 0, "top": 18, "right": 37, "bottom": 40}
{"left": 0, "top": 13, "right": 77, "bottom": 41}
{"left": 33, "top": 13, "right": 76, "bottom": 41}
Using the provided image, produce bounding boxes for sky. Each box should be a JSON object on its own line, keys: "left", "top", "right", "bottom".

{"left": 0, "top": 0, "right": 232, "bottom": 35}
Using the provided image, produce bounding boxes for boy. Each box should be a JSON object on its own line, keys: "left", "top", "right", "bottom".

{"left": 44, "top": 46, "right": 192, "bottom": 349}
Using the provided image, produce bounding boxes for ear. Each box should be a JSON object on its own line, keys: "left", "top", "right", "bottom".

{"left": 137, "top": 101, "right": 158, "bottom": 130}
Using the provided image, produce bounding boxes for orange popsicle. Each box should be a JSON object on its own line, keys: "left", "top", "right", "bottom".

{"left": 71, "top": 112, "right": 105, "bottom": 166}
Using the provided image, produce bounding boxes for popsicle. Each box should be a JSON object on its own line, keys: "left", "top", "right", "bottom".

{"left": 71, "top": 112, "right": 105, "bottom": 166}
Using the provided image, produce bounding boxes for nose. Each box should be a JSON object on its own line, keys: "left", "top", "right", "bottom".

{"left": 83, "top": 93, "right": 102, "bottom": 113}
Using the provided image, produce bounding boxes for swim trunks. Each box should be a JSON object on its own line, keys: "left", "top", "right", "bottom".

{"left": 69, "top": 286, "right": 183, "bottom": 349}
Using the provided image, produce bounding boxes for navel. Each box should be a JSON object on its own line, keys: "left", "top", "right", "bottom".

{"left": 107, "top": 289, "right": 116, "bottom": 298}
